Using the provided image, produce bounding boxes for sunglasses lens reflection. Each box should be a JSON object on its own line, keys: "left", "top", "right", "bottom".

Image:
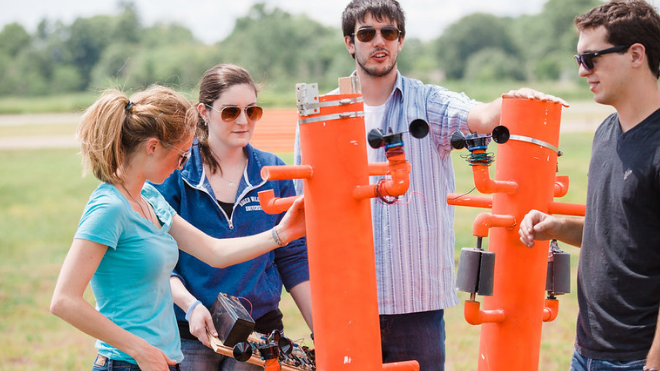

{"left": 246, "top": 106, "right": 263, "bottom": 121}
{"left": 221, "top": 107, "right": 241, "bottom": 121}
{"left": 356, "top": 28, "right": 376, "bottom": 42}
{"left": 381, "top": 27, "right": 399, "bottom": 41}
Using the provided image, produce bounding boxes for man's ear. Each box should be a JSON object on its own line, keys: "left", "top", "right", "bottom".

{"left": 345, "top": 35, "right": 356, "bottom": 57}
{"left": 630, "top": 43, "right": 646, "bottom": 69}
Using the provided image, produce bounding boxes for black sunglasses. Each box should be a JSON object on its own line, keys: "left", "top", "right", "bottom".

{"left": 206, "top": 104, "right": 263, "bottom": 122}
{"left": 574, "top": 44, "right": 632, "bottom": 71}
{"left": 353, "top": 26, "right": 401, "bottom": 43}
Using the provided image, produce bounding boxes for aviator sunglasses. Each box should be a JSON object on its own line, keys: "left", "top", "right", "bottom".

{"left": 163, "top": 143, "right": 191, "bottom": 168}
{"left": 574, "top": 44, "right": 632, "bottom": 71}
{"left": 353, "top": 26, "right": 402, "bottom": 42}
{"left": 206, "top": 104, "right": 263, "bottom": 122}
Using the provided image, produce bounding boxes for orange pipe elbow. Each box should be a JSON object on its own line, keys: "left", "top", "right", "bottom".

{"left": 464, "top": 300, "right": 505, "bottom": 325}
{"left": 542, "top": 299, "right": 559, "bottom": 322}
{"left": 382, "top": 361, "right": 420, "bottom": 371}
{"left": 356, "top": 154, "right": 411, "bottom": 200}
{"left": 473, "top": 212, "right": 516, "bottom": 237}
{"left": 380, "top": 174, "right": 410, "bottom": 197}
{"left": 472, "top": 165, "right": 518, "bottom": 195}
{"left": 261, "top": 165, "right": 313, "bottom": 181}
{"left": 554, "top": 175, "right": 570, "bottom": 198}
{"left": 257, "top": 190, "right": 298, "bottom": 215}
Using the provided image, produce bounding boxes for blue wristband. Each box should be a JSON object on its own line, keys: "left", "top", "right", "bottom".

{"left": 185, "top": 300, "right": 202, "bottom": 322}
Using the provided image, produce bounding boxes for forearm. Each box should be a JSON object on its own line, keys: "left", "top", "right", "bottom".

{"left": 467, "top": 89, "right": 569, "bottom": 134}
{"left": 171, "top": 215, "right": 284, "bottom": 268}
{"left": 556, "top": 217, "right": 584, "bottom": 247}
{"left": 170, "top": 276, "right": 199, "bottom": 312}
{"left": 645, "top": 308, "right": 660, "bottom": 369}
{"left": 51, "top": 294, "right": 148, "bottom": 360}
{"left": 466, "top": 98, "right": 502, "bottom": 134}
{"left": 289, "top": 281, "right": 313, "bottom": 331}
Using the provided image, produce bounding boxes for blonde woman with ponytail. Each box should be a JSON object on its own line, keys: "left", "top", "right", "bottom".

{"left": 50, "top": 85, "right": 305, "bottom": 371}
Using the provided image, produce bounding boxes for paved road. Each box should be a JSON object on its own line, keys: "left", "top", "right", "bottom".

{"left": 0, "top": 102, "right": 615, "bottom": 150}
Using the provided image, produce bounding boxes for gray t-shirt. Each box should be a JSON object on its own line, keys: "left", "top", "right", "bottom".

{"left": 576, "top": 109, "right": 660, "bottom": 361}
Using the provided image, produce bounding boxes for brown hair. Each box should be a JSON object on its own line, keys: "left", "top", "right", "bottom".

{"left": 575, "top": 0, "right": 660, "bottom": 78}
{"left": 196, "top": 64, "right": 259, "bottom": 175}
{"left": 342, "top": 0, "right": 406, "bottom": 58}
{"left": 77, "top": 85, "right": 196, "bottom": 183}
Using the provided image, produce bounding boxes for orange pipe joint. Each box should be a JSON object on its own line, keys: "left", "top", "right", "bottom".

{"left": 382, "top": 361, "right": 420, "bottom": 371}
{"left": 464, "top": 300, "right": 505, "bottom": 325}
{"left": 260, "top": 165, "right": 313, "bottom": 181}
{"left": 472, "top": 212, "right": 516, "bottom": 237}
{"left": 543, "top": 298, "right": 560, "bottom": 322}
{"left": 554, "top": 175, "right": 570, "bottom": 198}
{"left": 355, "top": 154, "right": 412, "bottom": 200}
{"left": 257, "top": 190, "right": 300, "bottom": 215}
{"left": 472, "top": 164, "right": 518, "bottom": 195}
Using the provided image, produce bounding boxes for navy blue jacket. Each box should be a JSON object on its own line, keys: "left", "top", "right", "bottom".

{"left": 153, "top": 142, "right": 309, "bottom": 323}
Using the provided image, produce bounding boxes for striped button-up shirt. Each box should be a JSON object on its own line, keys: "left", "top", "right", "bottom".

{"left": 294, "top": 72, "right": 477, "bottom": 314}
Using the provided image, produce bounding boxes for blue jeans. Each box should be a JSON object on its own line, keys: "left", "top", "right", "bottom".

{"left": 569, "top": 349, "right": 645, "bottom": 371}
{"left": 91, "top": 354, "right": 180, "bottom": 371}
{"left": 380, "top": 309, "right": 446, "bottom": 371}
{"left": 179, "top": 338, "right": 261, "bottom": 371}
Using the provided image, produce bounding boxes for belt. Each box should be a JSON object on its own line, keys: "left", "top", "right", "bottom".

{"left": 95, "top": 354, "right": 181, "bottom": 370}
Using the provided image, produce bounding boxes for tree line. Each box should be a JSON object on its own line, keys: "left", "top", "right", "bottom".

{"left": 0, "top": 0, "right": 601, "bottom": 98}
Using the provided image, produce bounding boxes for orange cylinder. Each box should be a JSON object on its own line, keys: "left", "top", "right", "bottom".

{"left": 475, "top": 98, "right": 562, "bottom": 370}
{"left": 298, "top": 94, "right": 383, "bottom": 371}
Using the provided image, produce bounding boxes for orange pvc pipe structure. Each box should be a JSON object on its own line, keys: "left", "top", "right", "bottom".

{"left": 258, "top": 190, "right": 297, "bottom": 215}
{"left": 471, "top": 158, "right": 518, "bottom": 194}
{"left": 472, "top": 212, "right": 517, "bottom": 238}
{"left": 354, "top": 151, "right": 410, "bottom": 200}
{"left": 464, "top": 300, "right": 506, "bottom": 325}
{"left": 446, "top": 194, "right": 493, "bottom": 209}
{"left": 259, "top": 89, "right": 417, "bottom": 371}
{"left": 449, "top": 98, "right": 586, "bottom": 371}
{"left": 543, "top": 299, "right": 559, "bottom": 322}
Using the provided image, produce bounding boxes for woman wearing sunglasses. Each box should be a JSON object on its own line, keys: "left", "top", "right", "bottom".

{"left": 153, "top": 64, "right": 313, "bottom": 371}
{"left": 50, "top": 85, "right": 306, "bottom": 371}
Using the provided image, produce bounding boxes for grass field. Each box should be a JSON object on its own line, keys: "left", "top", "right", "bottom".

{"left": 0, "top": 113, "right": 594, "bottom": 370}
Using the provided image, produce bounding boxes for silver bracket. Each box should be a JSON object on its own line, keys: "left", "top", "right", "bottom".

{"left": 296, "top": 83, "right": 320, "bottom": 117}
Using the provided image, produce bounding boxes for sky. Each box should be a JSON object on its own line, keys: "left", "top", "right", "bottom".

{"left": 0, "top": 0, "right": 555, "bottom": 44}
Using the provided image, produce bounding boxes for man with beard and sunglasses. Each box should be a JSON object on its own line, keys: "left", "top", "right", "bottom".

{"left": 519, "top": 1, "right": 660, "bottom": 370}
{"left": 293, "top": 0, "right": 567, "bottom": 369}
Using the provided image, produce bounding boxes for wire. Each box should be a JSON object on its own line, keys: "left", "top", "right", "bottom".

{"left": 237, "top": 296, "right": 254, "bottom": 316}
{"left": 461, "top": 152, "right": 495, "bottom": 166}
{"left": 374, "top": 178, "right": 398, "bottom": 204}
{"left": 447, "top": 187, "right": 478, "bottom": 201}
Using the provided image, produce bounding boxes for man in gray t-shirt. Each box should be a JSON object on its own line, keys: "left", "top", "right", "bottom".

{"left": 519, "top": 1, "right": 660, "bottom": 369}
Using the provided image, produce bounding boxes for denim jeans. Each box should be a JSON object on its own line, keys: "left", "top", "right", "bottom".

{"left": 380, "top": 309, "right": 446, "bottom": 371}
{"left": 179, "top": 338, "right": 261, "bottom": 371}
{"left": 91, "top": 354, "right": 181, "bottom": 371}
{"left": 569, "top": 349, "right": 646, "bottom": 371}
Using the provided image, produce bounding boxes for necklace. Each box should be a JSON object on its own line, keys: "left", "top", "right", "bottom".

{"left": 120, "top": 183, "right": 155, "bottom": 223}
{"left": 219, "top": 157, "right": 247, "bottom": 188}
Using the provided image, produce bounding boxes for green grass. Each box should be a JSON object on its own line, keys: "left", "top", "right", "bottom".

{"left": 0, "top": 128, "right": 593, "bottom": 370}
